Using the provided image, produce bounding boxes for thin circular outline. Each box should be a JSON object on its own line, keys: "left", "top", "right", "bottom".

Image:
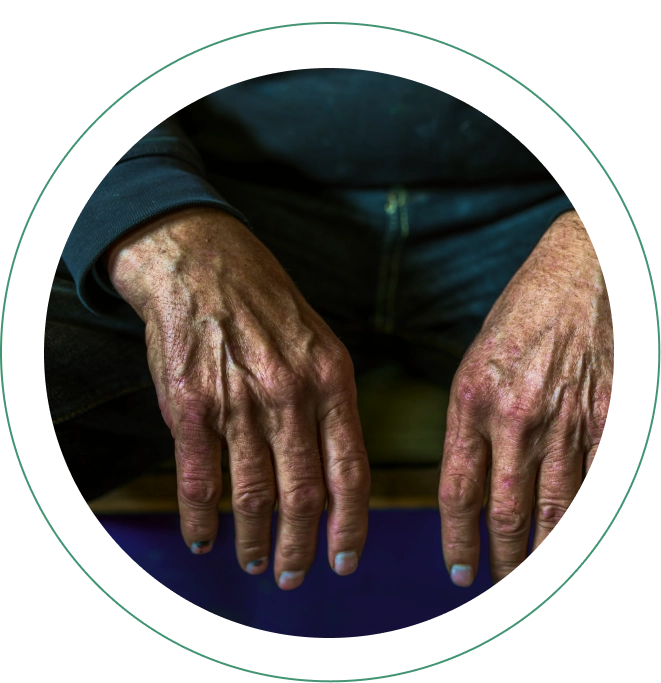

{"left": 1, "top": 21, "right": 658, "bottom": 682}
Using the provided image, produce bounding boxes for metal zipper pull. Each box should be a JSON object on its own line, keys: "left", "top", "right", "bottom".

{"left": 385, "top": 189, "right": 398, "bottom": 215}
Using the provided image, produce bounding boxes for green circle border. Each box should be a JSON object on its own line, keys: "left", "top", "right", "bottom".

{"left": 2, "top": 22, "right": 658, "bottom": 681}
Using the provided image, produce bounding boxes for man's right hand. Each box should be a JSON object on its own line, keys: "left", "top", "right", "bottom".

{"left": 106, "top": 207, "right": 370, "bottom": 590}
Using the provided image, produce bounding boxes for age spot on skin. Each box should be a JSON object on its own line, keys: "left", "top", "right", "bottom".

{"left": 500, "top": 477, "right": 515, "bottom": 491}
{"left": 538, "top": 504, "right": 566, "bottom": 525}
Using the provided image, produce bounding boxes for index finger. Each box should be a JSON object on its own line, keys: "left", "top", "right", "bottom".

{"left": 439, "top": 415, "right": 489, "bottom": 588}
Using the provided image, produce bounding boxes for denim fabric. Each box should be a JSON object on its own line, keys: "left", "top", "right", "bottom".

{"left": 65, "top": 70, "right": 561, "bottom": 315}
{"left": 46, "top": 179, "right": 572, "bottom": 499}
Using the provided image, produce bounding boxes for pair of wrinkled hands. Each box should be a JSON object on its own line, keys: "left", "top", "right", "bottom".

{"left": 106, "top": 207, "right": 612, "bottom": 591}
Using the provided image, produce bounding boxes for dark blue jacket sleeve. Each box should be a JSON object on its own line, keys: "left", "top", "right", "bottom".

{"left": 62, "top": 117, "right": 250, "bottom": 315}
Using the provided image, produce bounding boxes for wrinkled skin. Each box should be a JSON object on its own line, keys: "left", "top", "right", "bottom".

{"left": 107, "top": 208, "right": 370, "bottom": 590}
{"left": 107, "top": 205, "right": 612, "bottom": 590}
{"left": 439, "top": 210, "right": 613, "bottom": 585}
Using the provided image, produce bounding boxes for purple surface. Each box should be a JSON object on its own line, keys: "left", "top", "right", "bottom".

{"left": 98, "top": 509, "right": 496, "bottom": 638}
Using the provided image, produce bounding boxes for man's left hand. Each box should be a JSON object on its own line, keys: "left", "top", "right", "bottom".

{"left": 438, "top": 210, "right": 613, "bottom": 586}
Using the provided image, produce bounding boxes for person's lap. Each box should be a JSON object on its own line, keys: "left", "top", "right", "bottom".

{"left": 46, "top": 179, "right": 569, "bottom": 499}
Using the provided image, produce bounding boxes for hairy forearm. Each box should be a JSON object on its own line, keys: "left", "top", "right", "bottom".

{"left": 532, "top": 211, "right": 601, "bottom": 279}
{"left": 105, "top": 207, "right": 246, "bottom": 321}
{"left": 484, "top": 210, "right": 610, "bottom": 334}
{"left": 526, "top": 211, "right": 605, "bottom": 295}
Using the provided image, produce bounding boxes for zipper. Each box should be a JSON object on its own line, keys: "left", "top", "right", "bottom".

{"left": 374, "top": 187, "right": 408, "bottom": 334}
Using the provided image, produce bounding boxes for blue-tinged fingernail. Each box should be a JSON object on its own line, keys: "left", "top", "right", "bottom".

{"left": 191, "top": 541, "right": 212, "bottom": 555}
{"left": 246, "top": 558, "right": 268, "bottom": 575}
{"left": 334, "top": 551, "right": 358, "bottom": 576}
{"left": 278, "top": 570, "right": 305, "bottom": 590}
{"left": 450, "top": 564, "right": 473, "bottom": 587}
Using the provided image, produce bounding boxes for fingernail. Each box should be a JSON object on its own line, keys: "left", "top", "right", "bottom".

{"left": 450, "top": 564, "right": 474, "bottom": 587}
{"left": 334, "top": 551, "right": 358, "bottom": 576}
{"left": 246, "top": 557, "right": 268, "bottom": 575}
{"left": 191, "top": 541, "right": 212, "bottom": 555}
{"left": 278, "top": 570, "right": 305, "bottom": 590}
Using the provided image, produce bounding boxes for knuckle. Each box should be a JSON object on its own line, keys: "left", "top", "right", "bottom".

{"left": 177, "top": 398, "right": 213, "bottom": 424}
{"left": 281, "top": 481, "right": 326, "bottom": 520}
{"left": 316, "top": 342, "right": 354, "bottom": 388}
{"left": 488, "top": 501, "right": 530, "bottom": 538}
{"left": 535, "top": 500, "right": 570, "bottom": 530}
{"left": 453, "top": 371, "right": 489, "bottom": 413}
{"left": 439, "top": 472, "right": 482, "bottom": 515}
{"left": 170, "top": 375, "right": 215, "bottom": 410}
{"left": 178, "top": 474, "right": 221, "bottom": 508}
{"left": 171, "top": 389, "right": 217, "bottom": 434}
{"left": 232, "top": 482, "right": 276, "bottom": 519}
{"left": 318, "top": 391, "right": 357, "bottom": 430}
{"left": 327, "top": 455, "right": 370, "bottom": 501}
